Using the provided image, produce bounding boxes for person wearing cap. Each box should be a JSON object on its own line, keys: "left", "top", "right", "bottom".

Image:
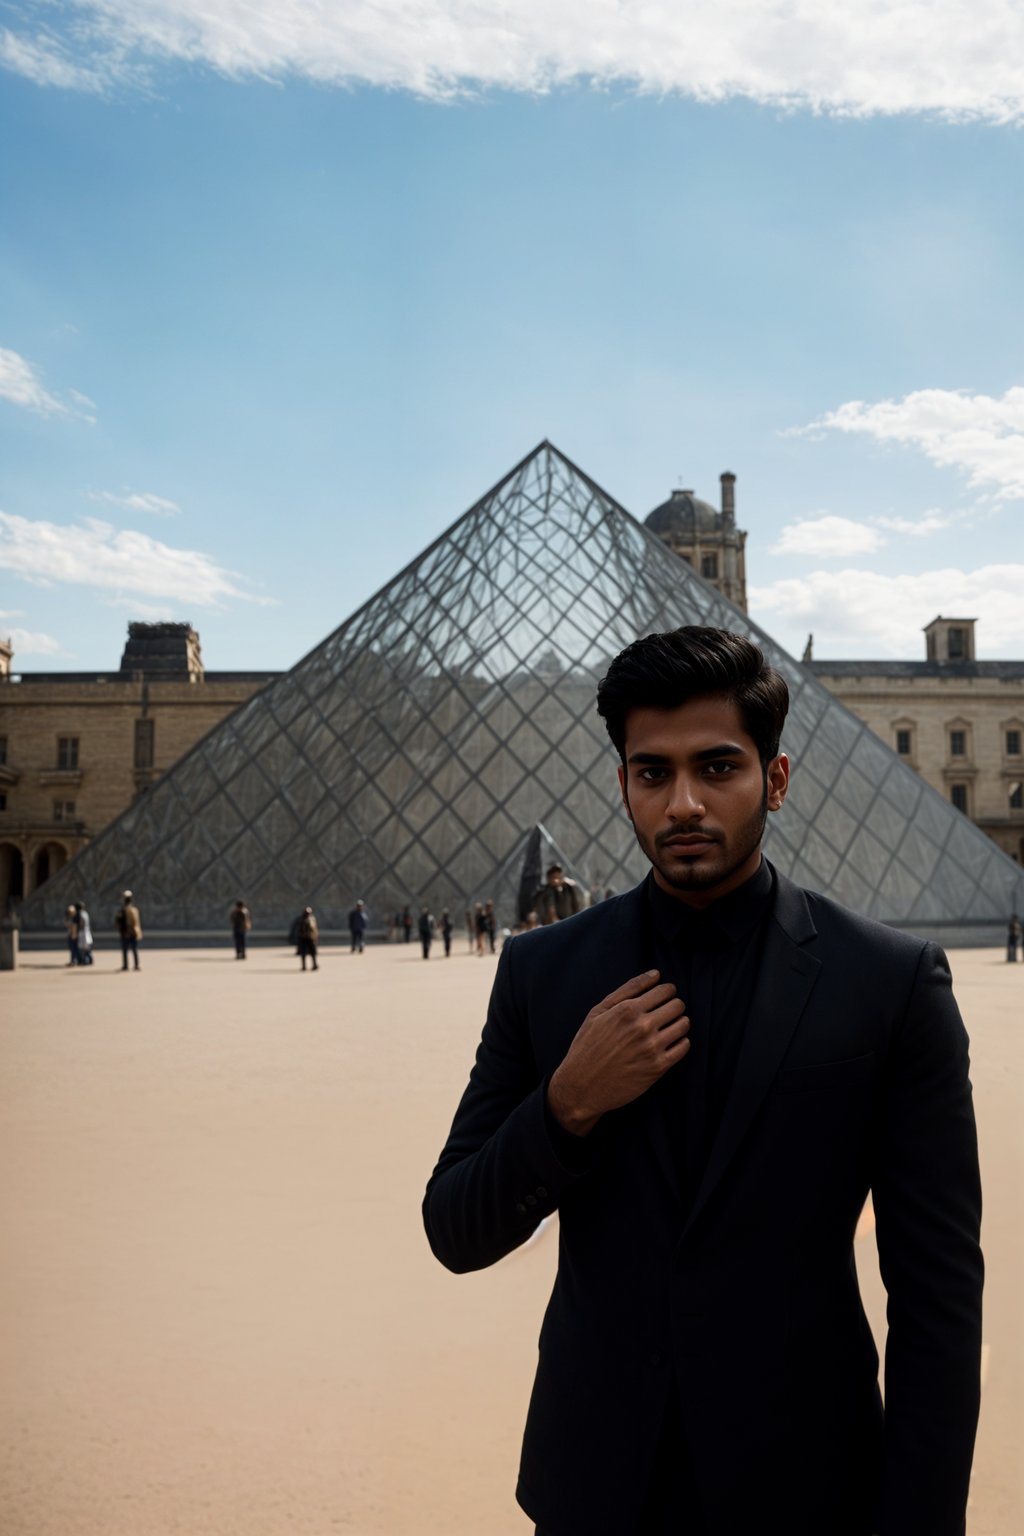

{"left": 532, "top": 863, "right": 582, "bottom": 925}
{"left": 115, "top": 890, "right": 143, "bottom": 971}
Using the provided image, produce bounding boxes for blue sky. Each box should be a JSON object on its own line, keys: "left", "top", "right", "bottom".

{"left": 2, "top": 1, "right": 1023, "bottom": 670}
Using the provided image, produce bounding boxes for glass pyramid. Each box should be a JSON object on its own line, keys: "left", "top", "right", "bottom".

{"left": 22, "top": 442, "right": 1023, "bottom": 933}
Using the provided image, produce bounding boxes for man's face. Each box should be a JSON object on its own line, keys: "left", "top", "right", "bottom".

{"left": 617, "top": 694, "right": 789, "bottom": 907}
{"left": 547, "top": 870, "right": 564, "bottom": 888}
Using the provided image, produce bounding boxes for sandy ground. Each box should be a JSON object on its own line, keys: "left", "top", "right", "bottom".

{"left": 1, "top": 939, "right": 1021, "bottom": 1535}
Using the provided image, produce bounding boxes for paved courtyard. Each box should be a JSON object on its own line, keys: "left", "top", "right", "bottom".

{"left": 1, "top": 938, "right": 1021, "bottom": 1534}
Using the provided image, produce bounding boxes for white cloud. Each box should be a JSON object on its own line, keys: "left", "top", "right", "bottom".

{"left": 751, "top": 563, "right": 1024, "bottom": 656}
{"left": 0, "top": 346, "right": 67, "bottom": 415}
{"left": 0, "top": 346, "right": 94, "bottom": 420}
{"left": 0, "top": 510, "right": 266, "bottom": 607}
{"left": 4, "top": 2, "right": 1024, "bottom": 120}
{"left": 6, "top": 628, "right": 62, "bottom": 656}
{"left": 873, "top": 510, "right": 954, "bottom": 537}
{"left": 89, "top": 489, "right": 182, "bottom": 517}
{"left": 796, "top": 387, "right": 1024, "bottom": 500}
{"left": 771, "top": 515, "right": 885, "bottom": 558}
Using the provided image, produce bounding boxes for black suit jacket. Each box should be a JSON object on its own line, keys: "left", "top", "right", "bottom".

{"left": 423, "top": 868, "right": 983, "bottom": 1536}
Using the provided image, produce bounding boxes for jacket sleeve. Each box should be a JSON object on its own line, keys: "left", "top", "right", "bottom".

{"left": 423, "top": 937, "right": 594, "bottom": 1274}
{"left": 872, "top": 942, "right": 983, "bottom": 1536}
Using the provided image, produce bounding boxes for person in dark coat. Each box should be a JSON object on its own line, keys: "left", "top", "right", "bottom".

{"left": 230, "top": 899, "right": 251, "bottom": 959}
{"left": 424, "top": 625, "right": 982, "bottom": 1536}
{"left": 418, "top": 906, "right": 434, "bottom": 960}
{"left": 440, "top": 909, "right": 454, "bottom": 957}
{"left": 349, "top": 900, "right": 369, "bottom": 954}
{"left": 1007, "top": 911, "right": 1022, "bottom": 961}
{"left": 115, "top": 890, "right": 142, "bottom": 971}
{"left": 402, "top": 905, "right": 413, "bottom": 943}
{"left": 297, "top": 906, "right": 319, "bottom": 972}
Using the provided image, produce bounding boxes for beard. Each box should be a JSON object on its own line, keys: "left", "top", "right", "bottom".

{"left": 627, "top": 781, "right": 768, "bottom": 894}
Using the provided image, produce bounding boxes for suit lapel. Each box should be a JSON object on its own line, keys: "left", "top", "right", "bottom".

{"left": 681, "top": 871, "right": 821, "bottom": 1237}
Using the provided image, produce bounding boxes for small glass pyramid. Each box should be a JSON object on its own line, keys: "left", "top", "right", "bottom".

{"left": 22, "top": 442, "right": 1023, "bottom": 932}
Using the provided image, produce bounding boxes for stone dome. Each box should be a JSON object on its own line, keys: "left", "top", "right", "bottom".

{"left": 644, "top": 489, "right": 721, "bottom": 537}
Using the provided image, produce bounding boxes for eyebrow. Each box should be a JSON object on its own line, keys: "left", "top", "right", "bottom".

{"left": 627, "top": 742, "right": 749, "bottom": 765}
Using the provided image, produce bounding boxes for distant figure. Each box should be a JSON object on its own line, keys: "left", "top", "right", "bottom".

{"left": 532, "top": 862, "right": 582, "bottom": 924}
{"left": 483, "top": 899, "right": 497, "bottom": 954}
{"left": 465, "top": 907, "right": 475, "bottom": 952}
{"left": 115, "top": 890, "right": 142, "bottom": 972}
{"left": 440, "top": 909, "right": 453, "bottom": 958}
{"left": 230, "top": 899, "right": 252, "bottom": 959}
{"left": 74, "top": 901, "right": 94, "bottom": 966}
{"left": 349, "top": 900, "right": 369, "bottom": 954}
{"left": 297, "top": 906, "right": 319, "bottom": 972}
{"left": 418, "top": 906, "right": 434, "bottom": 960}
{"left": 64, "top": 905, "right": 79, "bottom": 967}
{"left": 402, "top": 906, "right": 413, "bottom": 943}
{"left": 523, "top": 909, "right": 540, "bottom": 930}
{"left": 1008, "top": 912, "right": 1022, "bottom": 962}
{"left": 474, "top": 902, "right": 487, "bottom": 957}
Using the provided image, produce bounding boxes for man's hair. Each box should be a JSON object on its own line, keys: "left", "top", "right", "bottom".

{"left": 596, "top": 626, "right": 789, "bottom": 769}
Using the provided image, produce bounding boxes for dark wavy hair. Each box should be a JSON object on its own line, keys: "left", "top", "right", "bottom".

{"left": 596, "top": 626, "right": 789, "bottom": 769}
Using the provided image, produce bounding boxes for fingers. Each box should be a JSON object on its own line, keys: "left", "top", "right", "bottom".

{"left": 594, "top": 970, "right": 666, "bottom": 1012}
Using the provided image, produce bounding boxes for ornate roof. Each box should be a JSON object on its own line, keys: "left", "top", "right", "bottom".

{"left": 645, "top": 488, "right": 721, "bottom": 537}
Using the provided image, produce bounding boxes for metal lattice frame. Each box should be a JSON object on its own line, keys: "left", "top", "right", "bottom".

{"left": 21, "top": 441, "right": 1023, "bottom": 931}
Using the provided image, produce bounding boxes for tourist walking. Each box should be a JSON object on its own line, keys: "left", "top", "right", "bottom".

{"left": 440, "top": 909, "right": 453, "bottom": 957}
{"left": 297, "top": 906, "right": 319, "bottom": 971}
{"left": 402, "top": 906, "right": 413, "bottom": 943}
{"left": 532, "top": 862, "right": 583, "bottom": 924}
{"left": 474, "top": 902, "right": 487, "bottom": 956}
{"left": 115, "top": 890, "right": 142, "bottom": 971}
{"left": 74, "top": 901, "right": 94, "bottom": 965}
{"left": 230, "top": 899, "right": 251, "bottom": 959}
{"left": 483, "top": 899, "right": 497, "bottom": 953}
{"left": 1008, "top": 912, "right": 1022, "bottom": 962}
{"left": 349, "top": 900, "right": 369, "bottom": 954}
{"left": 418, "top": 906, "right": 434, "bottom": 959}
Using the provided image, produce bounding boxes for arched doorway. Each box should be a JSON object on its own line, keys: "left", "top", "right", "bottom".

{"left": 0, "top": 842, "right": 25, "bottom": 910}
{"left": 33, "top": 841, "right": 68, "bottom": 892}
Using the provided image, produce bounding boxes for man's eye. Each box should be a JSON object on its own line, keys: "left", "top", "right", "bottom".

{"left": 703, "top": 762, "right": 736, "bottom": 776}
{"left": 637, "top": 767, "right": 667, "bottom": 782}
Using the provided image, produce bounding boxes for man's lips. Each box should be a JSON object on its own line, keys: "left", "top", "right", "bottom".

{"left": 659, "top": 833, "right": 720, "bottom": 852}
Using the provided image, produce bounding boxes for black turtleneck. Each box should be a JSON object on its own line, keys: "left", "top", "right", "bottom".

{"left": 645, "top": 855, "right": 775, "bottom": 1207}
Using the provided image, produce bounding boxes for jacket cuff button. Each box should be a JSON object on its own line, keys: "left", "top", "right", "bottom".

{"left": 515, "top": 1202, "right": 527, "bottom": 1214}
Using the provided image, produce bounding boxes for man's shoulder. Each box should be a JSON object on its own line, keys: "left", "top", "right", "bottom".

{"left": 776, "top": 866, "right": 931, "bottom": 967}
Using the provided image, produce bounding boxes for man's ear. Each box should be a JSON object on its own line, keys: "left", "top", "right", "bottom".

{"left": 766, "top": 753, "right": 790, "bottom": 812}
{"left": 616, "top": 762, "right": 632, "bottom": 819}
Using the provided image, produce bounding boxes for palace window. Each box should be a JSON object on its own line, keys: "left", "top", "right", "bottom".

{"left": 896, "top": 729, "right": 912, "bottom": 757}
{"left": 1007, "top": 729, "right": 1022, "bottom": 758}
{"left": 0, "top": 792, "right": 6, "bottom": 812}
{"left": 950, "top": 783, "right": 969, "bottom": 814}
{"left": 0, "top": 735, "right": 7, "bottom": 765}
{"left": 947, "top": 627, "right": 966, "bottom": 660}
{"left": 53, "top": 800, "right": 76, "bottom": 822}
{"left": 134, "top": 718, "right": 155, "bottom": 770}
{"left": 701, "top": 553, "right": 719, "bottom": 580}
{"left": 949, "top": 729, "right": 966, "bottom": 758}
{"left": 57, "top": 736, "right": 79, "bottom": 771}
{"left": 1011, "top": 782, "right": 1024, "bottom": 812}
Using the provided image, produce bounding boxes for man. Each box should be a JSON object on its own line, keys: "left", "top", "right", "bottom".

{"left": 297, "top": 906, "right": 319, "bottom": 972}
{"left": 423, "top": 627, "right": 982, "bottom": 1536}
{"left": 349, "top": 899, "right": 369, "bottom": 954}
{"left": 1007, "top": 911, "right": 1022, "bottom": 962}
{"left": 532, "top": 863, "right": 582, "bottom": 924}
{"left": 418, "top": 906, "right": 435, "bottom": 960}
{"left": 115, "top": 889, "right": 142, "bottom": 972}
{"left": 230, "top": 898, "right": 251, "bottom": 960}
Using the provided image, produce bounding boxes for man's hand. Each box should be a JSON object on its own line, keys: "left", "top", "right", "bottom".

{"left": 547, "top": 970, "right": 690, "bottom": 1137}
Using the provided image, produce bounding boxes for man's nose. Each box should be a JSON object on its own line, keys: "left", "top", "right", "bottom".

{"left": 666, "top": 775, "right": 706, "bottom": 820}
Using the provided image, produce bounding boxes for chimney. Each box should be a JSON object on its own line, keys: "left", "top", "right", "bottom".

{"left": 720, "top": 471, "right": 736, "bottom": 529}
